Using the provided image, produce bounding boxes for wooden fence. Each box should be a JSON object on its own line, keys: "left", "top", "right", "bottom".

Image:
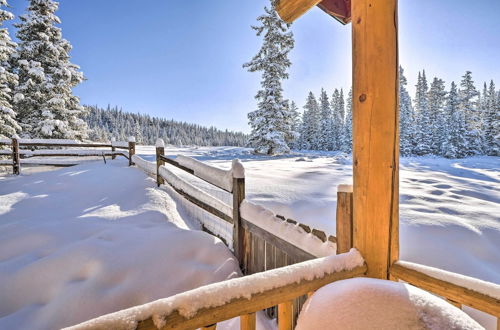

{"left": 0, "top": 137, "right": 135, "bottom": 174}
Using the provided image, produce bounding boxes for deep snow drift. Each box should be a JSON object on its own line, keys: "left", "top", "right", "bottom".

{"left": 0, "top": 160, "right": 242, "bottom": 329}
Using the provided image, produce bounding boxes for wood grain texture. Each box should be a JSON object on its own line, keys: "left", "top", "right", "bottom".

{"left": 128, "top": 141, "right": 136, "bottom": 166}
{"left": 352, "top": 0, "right": 399, "bottom": 279}
{"left": 12, "top": 138, "right": 19, "bottom": 175}
{"left": 233, "top": 177, "right": 246, "bottom": 266}
{"left": 156, "top": 146, "right": 165, "bottom": 186}
{"left": 275, "top": 0, "right": 322, "bottom": 23}
{"left": 240, "top": 313, "right": 256, "bottom": 330}
{"left": 336, "top": 187, "right": 353, "bottom": 254}
{"left": 278, "top": 300, "right": 293, "bottom": 330}
{"left": 390, "top": 263, "right": 500, "bottom": 317}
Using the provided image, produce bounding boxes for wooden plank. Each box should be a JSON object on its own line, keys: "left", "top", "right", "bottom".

{"left": 336, "top": 185, "right": 353, "bottom": 254}
{"left": 278, "top": 300, "right": 293, "bottom": 330}
{"left": 12, "top": 138, "right": 20, "bottom": 175}
{"left": 275, "top": 0, "right": 322, "bottom": 23}
{"left": 233, "top": 177, "right": 245, "bottom": 266}
{"left": 21, "top": 152, "right": 124, "bottom": 158}
{"left": 390, "top": 263, "right": 500, "bottom": 316}
{"left": 352, "top": 0, "right": 399, "bottom": 279}
{"left": 254, "top": 235, "right": 266, "bottom": 273}
{"left": 243, "top": 228, "right": 252, "bottom": 275}
{"left": 265, "top": 241, "right": 276, "bottom": 271}
{"left": 240, "top": 313, "right": 256, "bottom": 330}
{"left": 164, "top": 181, "right": 233, "bottom": 224}
{"left": 241, "top": 218, "right": 315, "bottom": 261}
{"left": 18, "top": 142, "right": 112, "bottom": 148}
{"left": 201, "top": 324, "right": 216, "bottom": 330}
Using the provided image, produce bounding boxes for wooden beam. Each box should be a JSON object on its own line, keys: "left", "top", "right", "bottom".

{"left": 233, "top": 177, "right": 246, "bottom": 265}
{"left": 390, "top": 263, "right": 500, "bottom": 317}
{"left": 12, "top": 137, "right": 20, "bottom": 175}
{"left": 275, "top": 0, "right": 322, "bottom": 23}
{"left": 351, "top": 0, "right": 399, "bottom": 279}
{"left": 240, "top": 313, "right": 256, "bottom": 330}
{"left": 278, "top": 300, "right": 293, "bottom": 330}
{"left": 336, "top": 184, "right": 353, "bottom": 254}
{"left": 135, "top": 265, "right": 366, "bottom": 330}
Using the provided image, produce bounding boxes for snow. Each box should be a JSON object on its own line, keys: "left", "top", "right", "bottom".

{"left": 128, "top": 136, "right": 135, "bottom": 143}
{"left": 176, "top": 155, "right": 234, "bottom": 191}
{"left": 395, "top": 261, "right": 500, "bottom": 300}
{"left": 67, "top": 249, "right": 364, "bottom": 330}
{"left": 0, "top": 138, "right": 11, "bottom": 144}
{"left": 232, "top": 158, "right": 245, "bottom": 179}
{"left": 111, "top": 141, "right": 129, "bottom": 148}
{"left": 17, "top": 138, "right": 82, "bottom": 144}
{"left": 0, "top": 159, "right": 243, "bottom": 329}
{"left": 131, "top": 154, "right": 156, "bottom": 176}
{"left": 296, "top": 277, "right": 482, "bottom": 330}
{"left": 155, "top": 138, "right": 165, "bottom": 148}
{"left": 241, "top": 200, "right": 336, "bottom": 257}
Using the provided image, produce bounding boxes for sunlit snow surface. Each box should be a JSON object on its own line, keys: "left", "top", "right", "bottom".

{"left": 0, "top": 146, "right": 498, "bottom": 329}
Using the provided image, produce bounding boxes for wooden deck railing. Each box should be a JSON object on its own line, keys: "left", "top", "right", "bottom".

{"left": 0, "top": 137, "right": 133, "bottom": 173}
{"left": 68, "top": 250, "right": 367, "bottom": 330}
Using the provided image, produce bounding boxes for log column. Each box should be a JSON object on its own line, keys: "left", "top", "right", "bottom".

{"left": 351, "top": 0, "right": 399, "bottom": 279}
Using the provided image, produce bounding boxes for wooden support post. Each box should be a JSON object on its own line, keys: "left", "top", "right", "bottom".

{"left": 336, "top": 184, "right": 353, "bottom": 254}
{"left": 156, "top": 139, "right": 165, "bottom": 187}
{"left": 12, "top": 137, "right": 20, "bottom": 175}
{"left": 232, "top": 159, "right": 246, "bottom": 267}
{"left": 240, "top": 313, "right": 256, "bottom": 330}
{"left": 128, "top": 137, "right": 136, "bottom": 166}
{"left": 111, "top": 138, "right": 116, "bottom": 160}
{"left": 352, "top": 0, "right": 399, "bottom": 279}
{"left": 278, "top": 300, "right": 293, "bottom": 330}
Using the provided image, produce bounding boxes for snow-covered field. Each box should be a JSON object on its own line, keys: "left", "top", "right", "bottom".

{"left": 0, "top": 159, "right": 245, "bottom": 329}
{"left": 0, "top": 146, "right": 498, "bottom": 329}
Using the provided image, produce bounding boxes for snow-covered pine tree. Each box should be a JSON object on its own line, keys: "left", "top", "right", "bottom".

{"left": 399, "top": 67, "right": 414, "bottom": 156}
{"left": 442, "top": 82, "right": 468, "bottom": 158}
{"left": 458, "top": 71, "right": 481, "bottom": 156}
{"left": 413, "top": 70, "right": 432, "bottom": 155}
{"left": 427, "top": 77, "right": 447, "bottom": 155}
{"left": 300, "top": 91, "right": 320, "bottom": 150}
{"left": 0, "top": 0, "right": 20, "bottom": 139}
{"left": 318, "top": 88, "right": 333, "bottom": 150}
{"left": 331, "top": 88, "right": 344, "bottom": 150}
{"left": 482, "top": 80, "right": 498, "bottom": 155}
{"left": 340, "top": 88, "right": 353, "bottom": 153}
{"left": 243, "top": 1, "right": 294, "bottom": 155}
{"left": 286, "top": 100, "right": 301, "bottom": 149}
{"left": 14, "top": 0, "right": 87, "bottom": 140}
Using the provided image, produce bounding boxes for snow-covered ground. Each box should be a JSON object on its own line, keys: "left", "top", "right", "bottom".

{"left": 0, "top": 146, "right": 498, "bottom": 329}
{"left": 0, "top": 159, "right": 245, "bottom": 329}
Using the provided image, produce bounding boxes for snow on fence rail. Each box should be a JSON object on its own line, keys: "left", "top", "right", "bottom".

{"left": 66, "top": 249, "right": 366, "bottom": 330}
{"left": 0, "top": 137, "right": 134, "bottom": 174}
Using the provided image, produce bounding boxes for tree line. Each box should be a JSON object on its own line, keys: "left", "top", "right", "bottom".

{"left": 85, "top": 105, "right": 248, "bottom": 147}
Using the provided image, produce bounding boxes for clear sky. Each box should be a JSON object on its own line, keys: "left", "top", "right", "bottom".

{"left": 5, "top": 0, "right": 500, "bottom": 133}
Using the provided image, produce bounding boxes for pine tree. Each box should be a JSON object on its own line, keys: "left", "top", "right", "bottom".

{"left": 482, "top": 80, "right": 498, "bottom": 155}
{"left": 243, "top": 1, "right": 294, "bottom": 155}
{"left": 442, "top": 82, "right": 468, "bottom": 158}
{"left": 14, "top": 0, "right": 87, "bottom": 139}
{"left": 399, "top": 67, "right": 414, "bottom": 156}
{"left": 0, "top": 0, "right": 20, "bottom": 139}
{"left": 318, "top": 88, "right": 333, "bottom": 150}
{"left": 459, "top": 71, "right": 481, "bottom": 155}
{"left": 300, "top": 92, "right": 320, "bottom": 150}
{"left": 331, "top": 89, "right": 344, "bottom": 150}
{"left": 427, "top": 77, "right": 447, "bottom": 154}
{"left": 287, "top": 100, "right": 301, "bottom": 149}
{"left": 413, "top": 70, "right": 432, "bottom": 155}
{"left": 340, "top": 88, "right": 353, "bottom": 153}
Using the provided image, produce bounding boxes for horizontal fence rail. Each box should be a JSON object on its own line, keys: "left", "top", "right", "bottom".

{"left": 0, "top": 137, "right": 134, "bottom": 173}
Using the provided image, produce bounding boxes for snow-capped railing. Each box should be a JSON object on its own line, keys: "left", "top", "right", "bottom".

{"left": 0, "top": 137, "right": 133, "bottom": 174}
{"left": 66, "top": 249, "right": 367, "bottom": 330}
{"left": 390, "top": 261, "right": 500, "bottom": 320}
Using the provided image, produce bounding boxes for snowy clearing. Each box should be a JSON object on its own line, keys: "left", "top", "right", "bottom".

{"left": 0, "top": 159, "right": 246, "bottom": 329}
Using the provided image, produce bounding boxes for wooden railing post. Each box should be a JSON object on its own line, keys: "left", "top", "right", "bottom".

{"left": 278, "top": 300, "right": 293, "bottom": 330}
{"left": 128, "top": 137, "right": 135, "bottom": 166}
{"left": 352, "top": 0, "right": 399, "bottom": 279}
{"left": 111, "top": 137, "right": 116, "bottom": 160}
{"left": 156, "top": 138, "right": 165, "bottom": 186}
{"left": 336, "top": 184, "right": 353, "bottom": 254}
{"left": 232, "top": 159, "right": 245, "bottom": 266}
{"left": 12, "top": 137, "right": 20, "bottom": 175}
{"left": 240, "top": 313, "right": 256, "bottom": 330}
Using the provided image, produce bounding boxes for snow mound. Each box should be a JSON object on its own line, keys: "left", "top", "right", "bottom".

{"left": 176, "top": 155, "right": 233, "bottom": 191}
{"left": 296, "top": 277, "right": 482, "bottom": 330}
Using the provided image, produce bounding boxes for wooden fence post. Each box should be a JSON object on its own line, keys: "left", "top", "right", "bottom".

{"left": 111, "top": 137, "right": 116, "bottom": 160}
{"left": 128, "top": 137, "right": 136, "bottom": 166}
{"left": 156, "top": 138, "right": 165, "bottom": 186}
{"left": 232, "top": 159, "right": 245, "bottom": 267}
{"left": 336, "top": 184, "right": 353, "bottom": 254}
{"left": 12, "top": 137, "right": 20, "bottom": 175}
{"left": 352, "top": 0, "right": 399, "bottom": 279}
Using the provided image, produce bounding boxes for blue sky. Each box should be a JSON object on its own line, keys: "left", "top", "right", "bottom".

{"left": 5, "top": 0, "right": 500, "bottom": 133}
